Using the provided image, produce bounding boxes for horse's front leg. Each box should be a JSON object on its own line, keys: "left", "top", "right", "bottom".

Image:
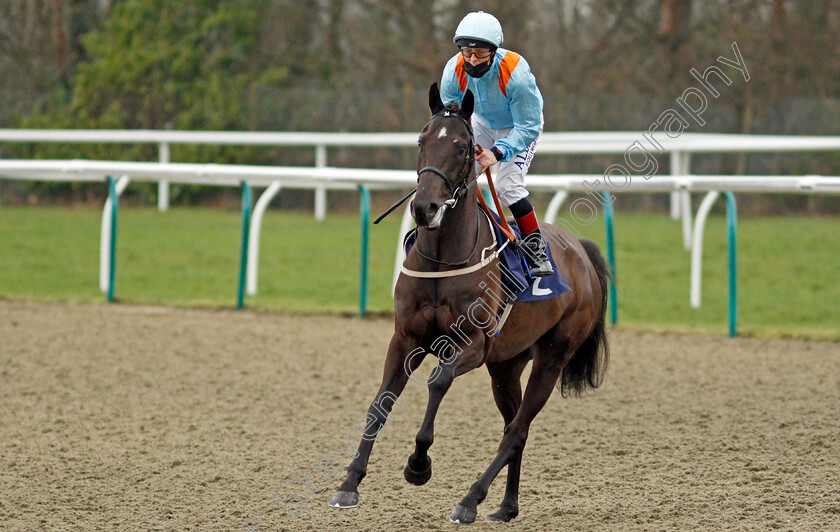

{"left": 404, "top": 333, "right": 488, "bottom": 487}
{"left": 329, "top": 334, "right": 423, "bottom": 509}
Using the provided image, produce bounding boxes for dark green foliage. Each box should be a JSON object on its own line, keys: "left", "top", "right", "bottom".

{"left": 23, "top": 0, "right": 286, "bottom": 137}
{"left": 10, "top": 0, "right": 290, "bottom": 200}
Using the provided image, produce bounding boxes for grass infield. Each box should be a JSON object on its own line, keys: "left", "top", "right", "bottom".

{"left": 1, "top": 205, "right": 837, "bottom": 340}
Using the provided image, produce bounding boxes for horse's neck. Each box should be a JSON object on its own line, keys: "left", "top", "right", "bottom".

{"left": 417, "top": 190, "right": 480, "bottom": 265}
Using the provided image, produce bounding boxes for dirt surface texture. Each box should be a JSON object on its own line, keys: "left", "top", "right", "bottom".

{"left": 1, "top": 301, "right": 839, "bottom": 531}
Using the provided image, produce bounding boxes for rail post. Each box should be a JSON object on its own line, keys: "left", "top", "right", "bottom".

{"left": 237, "top": 181, "right": 252, "bottom": 309}
{"left": 107, "top": 177, "right": 118, "bottom": 303}
{"left": 315, "top": 145, "right": 328, "bottom": 220}
{"left": 602, "top": 192, "right": 617, "bottom": 326}
{"left": 359, "top": 185, "right": 371, "bottom": 316}
{"left": 724, "top": 192, "right": 738, "bottom": 337}
{"left": 158, "top": 142, "right": 170, "bottom": 211}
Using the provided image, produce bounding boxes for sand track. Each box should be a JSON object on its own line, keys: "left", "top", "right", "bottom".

{"left": 1, "top": 301, "right": 839, "bottom": 531}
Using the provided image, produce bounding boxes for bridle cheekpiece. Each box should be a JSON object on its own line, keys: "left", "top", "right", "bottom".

{"left": 416, "top": 109, "right": 477, "bottom": 210}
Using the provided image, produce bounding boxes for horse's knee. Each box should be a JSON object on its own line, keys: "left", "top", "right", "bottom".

{"left": 428, "top": 366, "right": 455, "bottom": 395}
{"left": 501, "top": 425, "right": 529, "bottom": 454}
{"left": 510, "top": 433, "right": 528, "bottom": 454}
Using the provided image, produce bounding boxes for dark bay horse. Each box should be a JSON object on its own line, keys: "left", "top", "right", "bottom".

{"left": 330, "top": 83, "right": 610, "bottom": 524}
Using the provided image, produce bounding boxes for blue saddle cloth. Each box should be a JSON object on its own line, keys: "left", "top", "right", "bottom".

{"left": 403, "top": 209, "right": 571, "bottom": 303}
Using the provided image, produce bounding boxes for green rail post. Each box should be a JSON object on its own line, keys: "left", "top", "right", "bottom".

{"left": 359, "top": 185, "right": 371, "bottom": 316}
{"left": 237, "top": 181, "right": 252, "bottom": 310}
{"left": 107, "top": 176, "right": 118, "bottom": 303}
{"left": 724, "top": 192, "right": 738, "bottom": 337}
{"left": 602, "top": 192, "right": 617, "bottom": 326}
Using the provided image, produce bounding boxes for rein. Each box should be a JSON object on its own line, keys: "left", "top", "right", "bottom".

{"left": 414, "top": 209, "right": 481, "bottom": 267}
{"left": 401, "top": 207, "right": 511, "bottom": 278}
{"left": 389, "top": 108, "right": 519, "bottom": 278}
{"left": 416, "top": 109, "right": 476, "bottom": 204}
{"left": 373, "top": 109, "right": 474, "bottom": 225}
{"left": 475, "top": 146, "right": 517, "bottom": 243}
{"left": 410, "top": 109, "right": 479, "bottom": 268}
{"left": 402, "top": 109, "right": 522, "bottom": 277}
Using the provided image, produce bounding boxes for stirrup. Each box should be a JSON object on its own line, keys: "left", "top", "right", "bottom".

{"left": 527, "top": 252, "right": 554, "bottom": 277}
{"left": 528, "top": 259, "right": 554, "bottom": 277}
{"left": 523, "top": 234, "right": 554, "bottom": 277}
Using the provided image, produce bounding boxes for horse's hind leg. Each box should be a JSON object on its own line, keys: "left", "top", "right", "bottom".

{"left": 484, "top": 353, "right": 530, "bottom": 523}
{"left": 450, "top": 344, "right": 567, "bottom": 524}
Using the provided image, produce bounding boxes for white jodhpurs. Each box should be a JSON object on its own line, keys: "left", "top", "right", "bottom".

{"left": 472, "top": 114, "right": 543, "bottom": 207}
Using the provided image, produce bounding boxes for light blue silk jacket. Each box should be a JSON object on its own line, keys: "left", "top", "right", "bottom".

{"left": 440, "top": 48, "right": 543, "bottom": 162}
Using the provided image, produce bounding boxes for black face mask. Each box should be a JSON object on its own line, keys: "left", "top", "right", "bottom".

{"left": 464, "top": 58, "right": 493, "bottom": 78}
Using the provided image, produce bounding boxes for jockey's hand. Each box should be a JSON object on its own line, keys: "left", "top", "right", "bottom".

{"left": 476, "top": 148, "right": 498, "bottom": 169}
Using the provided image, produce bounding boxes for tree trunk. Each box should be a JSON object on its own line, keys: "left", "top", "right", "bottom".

{"left": 51, "top": 0, "right": 68, "bottom": 85}
{"left": 656, "top": 0, "right": 691, "bottom": 43}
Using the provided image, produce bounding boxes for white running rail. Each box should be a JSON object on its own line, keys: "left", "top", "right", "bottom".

{"left": 2, "top": 159, "right": 839, "bottom": 306}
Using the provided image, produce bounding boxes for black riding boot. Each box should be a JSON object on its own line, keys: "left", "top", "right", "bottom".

{"left": 520, "top": 229, "right": 554, "bottom": 277}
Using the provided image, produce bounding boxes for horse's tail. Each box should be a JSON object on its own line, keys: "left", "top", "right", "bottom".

{"left": 559, "top": 238, "right": 611, "bottom": 398}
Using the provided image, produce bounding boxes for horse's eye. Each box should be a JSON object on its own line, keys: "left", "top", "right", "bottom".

{"left": 458, "top": 145, "right": 467, "bottom": 154}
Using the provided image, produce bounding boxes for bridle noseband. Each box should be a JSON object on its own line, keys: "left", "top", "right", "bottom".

{"left": 413, "top": 109, "right": 482, "bottom": 267}
{"left": 416, "top": 109, "right": 477, "bottom": 209}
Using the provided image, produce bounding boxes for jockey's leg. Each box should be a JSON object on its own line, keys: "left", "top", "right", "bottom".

{"left": 508, "top": 197, "right": 553, "bottom": 277}
{"left": 495, "top": 135, "right": 553, "bottom": 277}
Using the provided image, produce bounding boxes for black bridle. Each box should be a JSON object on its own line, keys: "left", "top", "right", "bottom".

{"left": 416, "top": 109, "right": 477, "bottom": 209}
{"left": 372, "top": 109, "right": 477, "bottom": 226}
{"left": 413, "top": 109, "right": 482, "bottom": 267}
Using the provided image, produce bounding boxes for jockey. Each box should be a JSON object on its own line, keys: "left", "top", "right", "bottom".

{"left": 440, "top": 11, "right": 553, "bottom": 277}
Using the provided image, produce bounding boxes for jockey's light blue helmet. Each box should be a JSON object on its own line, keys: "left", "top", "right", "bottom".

{"left": 453, "top": 11, "right": 503, "bottom": 49}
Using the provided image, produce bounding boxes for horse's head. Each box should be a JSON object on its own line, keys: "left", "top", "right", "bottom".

{"left": 412, "top": 83, "right": 475, "bottom": 229}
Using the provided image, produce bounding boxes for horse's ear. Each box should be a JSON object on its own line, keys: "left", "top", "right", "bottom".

{"left": 429, "top": 82, "right": 444, "bottom": 115}
{"left": 460, "top": 90, "right": 474, "bottom": 120}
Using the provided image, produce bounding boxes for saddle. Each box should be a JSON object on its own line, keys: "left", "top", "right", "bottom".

{"left": 402, "top": 205, "right": 571, "bottom": 304}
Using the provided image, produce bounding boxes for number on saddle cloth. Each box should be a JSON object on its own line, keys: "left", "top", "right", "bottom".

{"left": 402, "top": 211, "right": 570, "bottom": 303}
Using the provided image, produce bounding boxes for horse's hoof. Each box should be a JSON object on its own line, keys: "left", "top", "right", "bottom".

{"left": 485, "top": 504, "right": 518, "bottom": 522}
{"left": 449, "top": 504, "right": 477, "bottom": 524}
{"left": 403, "top": 455, "right": 432, "bottom": 486}
{"left": 328, "top": 490, "right": 359, "bottom": 509}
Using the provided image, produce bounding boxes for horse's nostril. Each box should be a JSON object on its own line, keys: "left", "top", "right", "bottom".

{"left": 412, "top": 201, "right": 440, "bottom": 226}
